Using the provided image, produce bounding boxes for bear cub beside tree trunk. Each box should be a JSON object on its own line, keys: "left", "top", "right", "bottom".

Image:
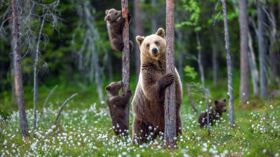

{"left": 198, "top": 99, "right": 227, "bottom": 127}
{"left": 104, "top": 8, "right": 133, "bottom": 52}
{"left": 105, "top": 81, "right": 131, "bottom": 136}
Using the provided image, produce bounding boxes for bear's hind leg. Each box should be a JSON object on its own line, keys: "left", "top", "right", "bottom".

{"left": 132, "top": 118, "right": 150, "bottom": 145}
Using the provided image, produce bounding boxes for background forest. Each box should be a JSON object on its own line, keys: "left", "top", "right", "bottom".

{"left": 0, "top": 0, "right": 280, "bottom": 156}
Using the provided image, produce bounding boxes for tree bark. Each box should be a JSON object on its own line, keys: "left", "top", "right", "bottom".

{"left": 196, "top": 33, "right": 205, "bottom": 87}
{"left": 121, "top": 0, "right": 130, "bottom": 133}
{"left": 221, "top": 0, "right": 235, "bottom": 127}
{"left": 211, "top": 38, "right": 218, "bottom": 87}
{"left": 164, "top": 0, "right": 176, "bottom": 148}
{"left": 134, "top": 0, "right": 143, "bottom": 76}
{"left": 257, "top": 0, "right": 267, "bottom": 98}
{"left": 238, "top": 0, "right": 250, "bottom": 103}
{"left": 248, "top": 32, "right": 259, "bottom": 96}
{"left": 33, "top": 15, "right": 45, "bottom": 130}
{"left": 11, "top": 0, "right": 29, "bottom": 138}
{"left": 186, "top": 84, "right": 197, "bottom": 113}
{"left": 82, "top": 1, "right": 104, "bottom": 102}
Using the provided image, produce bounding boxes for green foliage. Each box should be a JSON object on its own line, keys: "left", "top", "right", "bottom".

{"left": 184, "top": 65, "right": 198, "bottom": 81}
{"left": 176, "top": 0, "right": 201, "bottom": 31}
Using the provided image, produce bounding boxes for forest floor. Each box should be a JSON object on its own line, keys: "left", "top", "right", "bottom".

{"left": 0, "top": 79, "right": 280, "bottom": 156}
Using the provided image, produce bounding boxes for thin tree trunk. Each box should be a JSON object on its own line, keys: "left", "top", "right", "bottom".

{"left": 238, "top": 0, "right": 249, "bottom": 103}
{"left": 211, "top": 40, "right": 218, "bottom": 87}
{"left": 165, "top": 0, "right": 176, "bottom": 148}
{"left": 33, "top": 15, "right": 45, "bottom": 130}
{"left": 11, "top": 0, "right": 29, "bottom": 138}
{"left": 257, "top": 0, "right": 267, "bottom": 98}
{"left": 107, "top": 53, "right": 113, "bottom": 82}
{"left": 134, "top": 0, "right": 143, "bottom": 76}
{"left": 221, "top": 0, "right": 235, "bottom": 127}
{"left": 196, "top": 33, "right": 205, "bottom": 87}
{"left": 186, "top": 83, "right": 197, "bottom": 113}
{"left": 83, "top": 2, "right": 104, "bottom": 102}
{"left": 248, "top": 32, "right": 259, "bottom": 96}
{"left": 121, "top": 0, "right": 130, "bottom": 133}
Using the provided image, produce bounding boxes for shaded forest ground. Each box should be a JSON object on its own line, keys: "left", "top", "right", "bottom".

{"left": 0, "top": 75, "right": 280, "bottom": 156}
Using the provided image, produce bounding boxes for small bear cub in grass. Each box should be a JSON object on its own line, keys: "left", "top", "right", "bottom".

{"left": 105, "top": 81, "right": 131, "bottom": 136}
{"left": 198, "top": 99, "right": 227, "bottom": 127}
{"left": 104, "top": 8, "right": 132, "bottom": 52}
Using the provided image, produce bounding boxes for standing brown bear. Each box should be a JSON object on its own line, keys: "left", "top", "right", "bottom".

{"left": 106, "top": 81, "right": 132, "bottom": 136}
{"left": 132, "top": 28, "right": 183, "bottom": 144}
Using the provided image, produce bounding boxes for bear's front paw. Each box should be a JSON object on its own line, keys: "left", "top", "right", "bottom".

{"left": 159, "top": 73, "right": 175, "bottom": 88}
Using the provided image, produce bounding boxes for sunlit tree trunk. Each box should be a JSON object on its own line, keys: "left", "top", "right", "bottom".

{"left": 221, "top": 0, "right": 235, "bottom": 127}
{"left": 10, "top": 0, "right": 29, "bottom": 138}
{"left": 196, "top": 33, "right": 205, "bottom": 87}
{"left": 121, "top": 0, "right": 130, "bottom": 132}
{"left": 134, "top": 0, "right": 143, "bottom": 76}
{"left": 248, "top": 32, "right": 259, "bottom": 96}
{"left": 165, "top": 0, "right": 176, "bottom": 148}
{"left": 257, "top": 0, "right": 267, "bottom": 98}
{"left": 238, "top": 0, "right": 249, "bottom": 103}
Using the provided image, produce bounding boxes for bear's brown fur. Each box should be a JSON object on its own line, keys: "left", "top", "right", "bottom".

{"left": 106, "top": 81, "right": 132, "bottom": 136}
{"left": 132, "top": 28, "right": 183, "bottom": 144}
{"left": 104, "top": 8, "right": 132, "bottom": 52}
{"left": 198, "top": 99, "right": 227, "bottom": 128}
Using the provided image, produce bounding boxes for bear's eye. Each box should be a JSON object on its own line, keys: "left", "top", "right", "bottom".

{"left": 115, "top": 13, "right": 117, "bottom": 15}
{"left": 146, "top": 43, "right": 150, "bottom": 48}
{"left": 155, "top": 41, "right": 159, "bottom": 45}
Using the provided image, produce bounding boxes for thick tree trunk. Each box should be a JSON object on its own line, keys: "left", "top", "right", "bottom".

{"left": 248, "top": 32, "right": 259, "bottom": 96}
{"left": 221, "top": 0, "right": 235, "bottom": 127}
{"left": 257, "top": 0, "right": 267, "bottom": 98}
{"left": 134, "top": 0, "right": 143, "bottom": 76}
{"left": 165, "top": 0, "right": 176, "bottom": 148}
{"left": 11, "top": 0, "right": 29, "bottom": 138}
{"left": 121, "top": 0, "right": 130, "bottom": 133}
{"left": 238, "top": 0, "right": 249, "bottom": 103}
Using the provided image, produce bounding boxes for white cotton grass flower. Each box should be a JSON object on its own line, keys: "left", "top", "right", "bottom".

{"left": 3, "top": 139, "right": 7, "bottom": 145}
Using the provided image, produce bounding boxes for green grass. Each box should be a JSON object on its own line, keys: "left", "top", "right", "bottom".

{"left": 0, "top": 78, "right": 280, "bottom": 156}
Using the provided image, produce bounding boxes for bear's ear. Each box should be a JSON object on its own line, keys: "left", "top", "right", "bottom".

{"left": 105, "top": 86, "right": 111, "bottom": 91}
{"left": 214, "top": 100, "right": 218, "bottom": 105}
{"left": 105, "top": 10, "right": 109, "bottom": 15}
{"left": 156, "top": 28, "right": 165, "bottom": 38}
{"left": 136, "top": 36, "right": 145, "bottom": 46}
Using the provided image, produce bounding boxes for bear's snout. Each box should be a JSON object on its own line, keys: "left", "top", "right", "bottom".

{"left": 152, "top": 48, "right": 158, "bottom": 55}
